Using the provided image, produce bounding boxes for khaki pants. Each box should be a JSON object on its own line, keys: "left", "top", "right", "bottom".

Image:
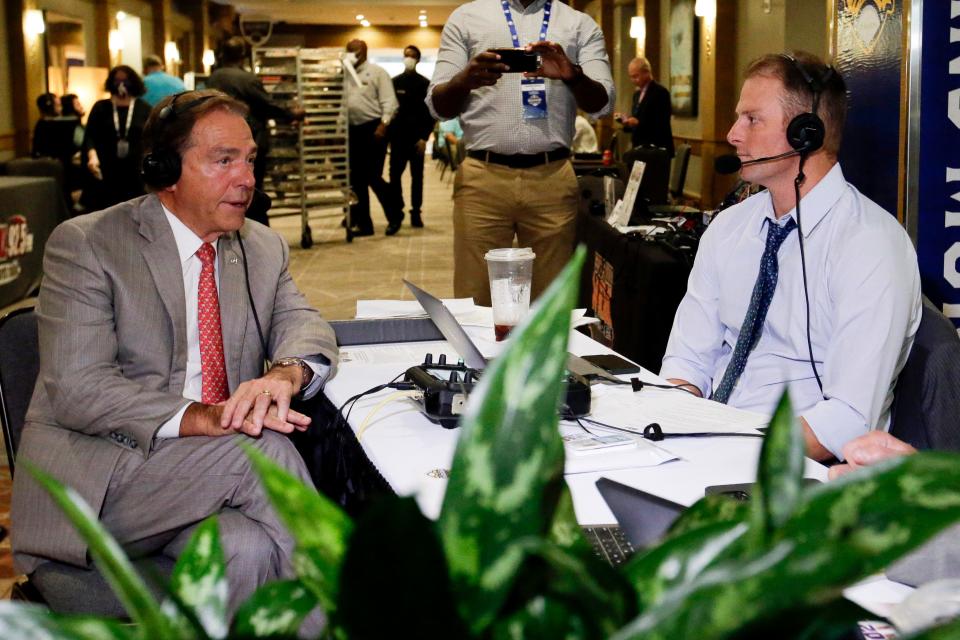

{"left": 453, "top": 157, "right": 579, "bottom": 306}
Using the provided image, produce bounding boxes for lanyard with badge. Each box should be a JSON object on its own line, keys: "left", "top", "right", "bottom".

{"left": 500, "top": 0, "right": 551, "bottom": 120}
{"left": 112, "top": 99, "right": 136, "bottom": 159}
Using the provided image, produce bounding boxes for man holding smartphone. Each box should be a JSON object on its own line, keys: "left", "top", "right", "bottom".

{"left": 428, "top": 0, "right": 615, "bottom": 306}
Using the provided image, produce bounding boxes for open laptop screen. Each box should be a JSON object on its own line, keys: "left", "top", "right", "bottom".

{"left": 595, "top": 477, "right": 685, "bottom": 549}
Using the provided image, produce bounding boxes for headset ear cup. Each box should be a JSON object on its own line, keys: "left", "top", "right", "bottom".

{"left": 141, "top": 150, "right": 181, "bottom": 189}
{"left": 786, "top": 112, "right": 825, "bottom": 153}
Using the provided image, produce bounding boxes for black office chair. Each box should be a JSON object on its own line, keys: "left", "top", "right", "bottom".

{"left": 648, "top": 144, "right": 699, "bottom": 216}
{"left": 889, "top": 299, "right": 960, "bottom": 452}
{"left": 0, "top": 302, "right": 174, "bottom": 616}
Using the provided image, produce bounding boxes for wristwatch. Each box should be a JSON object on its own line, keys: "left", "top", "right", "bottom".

{"left": 272, "top": 357, "right": 314, "bottom": 392}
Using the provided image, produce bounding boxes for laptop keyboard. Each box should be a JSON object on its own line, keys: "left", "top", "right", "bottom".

{"left": 581, "top": 525, "right": 636, "bottom": 566}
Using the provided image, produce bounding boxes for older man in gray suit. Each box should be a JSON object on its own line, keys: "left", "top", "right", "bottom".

{"left": 11, "top": 90, "right": 339, "bottom": 616}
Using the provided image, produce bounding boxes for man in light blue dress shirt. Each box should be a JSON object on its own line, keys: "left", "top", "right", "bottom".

{"left": 661, "top": 52, "right": 921, "bottom": 461}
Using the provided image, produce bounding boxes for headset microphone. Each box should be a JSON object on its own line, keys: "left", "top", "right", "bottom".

{"left": 714, "top": 149, "right": 802, "bottom": 175}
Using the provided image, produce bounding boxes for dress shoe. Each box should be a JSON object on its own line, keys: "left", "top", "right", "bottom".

{"left": 385, "top": 222, "right": 402, "bottom": 236}
{"left": 410, "top": 211, "right": 424, "bottom": 228}
{"left": 349, "top": 225, "right": 374, "bottom": 237}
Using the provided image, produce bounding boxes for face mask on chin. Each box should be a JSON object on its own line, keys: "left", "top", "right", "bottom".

{"left": 343, "top": 52, "right": 359, "bottom": 66}
{"left": 115, "top": 81, "right": 129, "bottom": 97}
{"left": 403, "top": 57, "right": 417, "bottom": 72}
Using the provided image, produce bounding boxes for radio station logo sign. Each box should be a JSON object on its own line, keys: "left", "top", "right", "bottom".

{"left": 0, "top": 214, "right": 35, "bottom": 286}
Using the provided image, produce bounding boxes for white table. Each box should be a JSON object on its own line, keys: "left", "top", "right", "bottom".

{"left": 323, "top": 325, "right": 829, "bottom": 524}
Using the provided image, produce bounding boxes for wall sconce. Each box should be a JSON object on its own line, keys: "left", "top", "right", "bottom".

{"left": 108, "top": 29, "right": 123, "bottom": 53}
{"left": 164, "top": 41, "right": 181, "bottom": 65}
{"left": 202, "top": 48, "right": 216, "bottom": 71}
{"left": 25, "top": 9, "right": 46, "bottom": 37}
{"left": 694, "top": 0, "right": 716, "bottom": 19}
{"left": 630, "top": 16, "right": 646, "bottom": 40}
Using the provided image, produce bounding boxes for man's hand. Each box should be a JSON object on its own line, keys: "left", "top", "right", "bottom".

{"left": 374, "top": 122, "right": 388, "bottom": 140}
{"left": 415, "top": 139, "right": 427, "bottom": 156}
{"left": 458, "top": 51, "right": 509, "bottom": 90}
{"left": 828, "top": 431, "right": 917, "bottom": 480}
{"left": 524, "top": 41, "right": 577, "bottom": 81}
{"left": 180, "top": 401, "right": 311, "bottom": 438}
{"left": 666, "top": 378, "right": 703, "bottom": 397}
{"left": 87, "top": 151, "right": 102, "bottom": 180}
{"left": 219, "top": 366, "right": 303, "bottom": 432}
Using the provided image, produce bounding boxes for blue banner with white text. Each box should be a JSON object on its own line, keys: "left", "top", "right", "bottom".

{"left": 916, "top": 0, "right": 960, "bottom": 326}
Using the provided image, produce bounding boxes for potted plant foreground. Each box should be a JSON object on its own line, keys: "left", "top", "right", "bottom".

{"left": 3, "top": 247, "right": 960, "bottom": 639}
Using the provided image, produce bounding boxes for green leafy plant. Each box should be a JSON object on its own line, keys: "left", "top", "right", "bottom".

{"left": 4, "top": 245, "right": 960, "bottom": 639}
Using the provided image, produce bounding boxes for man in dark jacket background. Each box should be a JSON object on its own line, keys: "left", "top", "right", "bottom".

{"left": 388, "top": 45, "right": 435, "bottom": 228}
{"left": 207, "top": 36, "right": 305, "bottom": 225}
{"left": 616, "top": 56, "right": 674, "bottom": 157}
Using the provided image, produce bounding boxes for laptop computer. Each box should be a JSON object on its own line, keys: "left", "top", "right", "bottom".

{"left": 582, "top": 477, "right": 685, "bottom": 566}
{"left": 403, "top": 280, "right": 487, "bottom": 370}
{"left": 402, "top": 279, "right": 622, "bottom": 383}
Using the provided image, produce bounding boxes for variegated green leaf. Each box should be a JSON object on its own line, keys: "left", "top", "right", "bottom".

{"left": 622, "top": 520, "right": 750, "bottom": 614}
{"left": 664, "top": 493, "right": 749, "bottom": 540}
{"left": 232, "top": 580, "right": 317, "bottom": 638}
{"left": 243, "top": 444, "right": 353, "bottom": 614}
{"left": 338, "top": 496, "right": 465, "bottom": 638}
{"left": 614, "top": 452, "right": 960, "bottom": 639}
{"left": 438, "top": 246, "right": 585, "bottom": 633}
{"left": 502, "top": 537, "right": 635, "bottom": 638}
{"left": 166, "top": 517, "right": 228, "bottom": 639}
{"left": 905, "top": 616, "right": 960, "bottom": 639}
{"left": 0, "top": 602, "right": 134, "bottom": 640}
{"left": 752, "top": 391, "right": 806, "bottom": 536}
{"left": 25, "top": 463, "right": 177, "bottom": 639}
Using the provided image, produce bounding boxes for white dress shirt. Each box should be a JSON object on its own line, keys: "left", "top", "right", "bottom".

{"left": 156, "top": 206, "right": 326, "bottom": 438}
{"left": 426, "top": 0, "right": 615, "bottom": 154}
{"left": 345, "top": 60, "right": 399, "bottom": 127}
{"left": 660, "top": 164, "right": 922, "bottom": 458}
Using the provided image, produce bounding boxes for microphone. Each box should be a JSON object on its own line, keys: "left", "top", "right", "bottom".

{"left": 714, "top": 149, "right": 801, "bottom": 175}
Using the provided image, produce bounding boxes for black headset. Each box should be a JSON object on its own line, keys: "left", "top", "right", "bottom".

{"left": 781, "top": 53, "right": 836, "bottom": 396}
{"left": 141, "top": 92, "right": 217, "bottom": 189}
{"left": 781, "top": 54, "right": 835, "bottom": 155}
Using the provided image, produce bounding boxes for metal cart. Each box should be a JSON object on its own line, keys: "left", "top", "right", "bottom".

{"left": 254, "top": 47, "right": 351, "bottom": 247}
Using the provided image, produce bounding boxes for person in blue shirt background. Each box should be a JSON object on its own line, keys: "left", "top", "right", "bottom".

{"left": 142, "top": 54, "right": 186, "bottom": 107}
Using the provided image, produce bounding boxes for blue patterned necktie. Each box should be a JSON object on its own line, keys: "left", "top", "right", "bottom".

{"left": 712, "top": 217, "right": 797, "bottom": 404}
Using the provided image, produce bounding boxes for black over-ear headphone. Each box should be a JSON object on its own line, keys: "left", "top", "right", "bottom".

{"left": 781, "top": 54, "right": 835, "bottom": 155}
{"left": 141, "top": 92, "right": 217, "bottom": 189}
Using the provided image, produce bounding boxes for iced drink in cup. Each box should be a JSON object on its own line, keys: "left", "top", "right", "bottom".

{"left": 485, "top": 247, "right": 535, "bottom": 341}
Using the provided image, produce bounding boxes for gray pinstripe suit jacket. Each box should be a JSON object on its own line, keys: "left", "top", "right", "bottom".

{"left": 11, "top": 194, "right": 338, "bottom": 573}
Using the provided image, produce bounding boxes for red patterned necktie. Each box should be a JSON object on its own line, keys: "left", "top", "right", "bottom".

{"left": 196, "top": 242, "right": 229, "bottom": 404}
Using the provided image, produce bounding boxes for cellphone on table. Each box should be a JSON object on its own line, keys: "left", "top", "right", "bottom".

{"left": 489, "top": 48, "right": 540, "bottom": 73}
{"left": 582, "top": 353, "right": 642, "bottom": 375}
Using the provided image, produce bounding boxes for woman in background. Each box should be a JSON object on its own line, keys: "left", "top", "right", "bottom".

{"left": 82, "top": 65, "right": 151, "bottom": 210}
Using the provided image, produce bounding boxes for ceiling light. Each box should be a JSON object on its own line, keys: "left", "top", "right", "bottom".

{"left": 108, "top": 29, "right": 123, "bottom": 52}
{"left": 25, "top": 9, "right": 45, "bottom": 36}
{"left": 116, "top": 11, "right": 127, "bottom": 21}
{"left": 360, "top": 19, "right": 371, "bottom": 27}
{"left": 694, "top": 0, "right": 716, "bottom": 19}
{"left": 164, "top": 40, "right": 181, "bottom": 64}
{"left": 356, "top": 14, "right": 364, "bottom": 20}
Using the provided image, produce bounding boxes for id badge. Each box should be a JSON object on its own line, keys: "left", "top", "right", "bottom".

{"left": 116, "top": 139, "right": 130, "bottom": 159}
{"left": 521, "top": 79, "right": 548, "bottom": 120}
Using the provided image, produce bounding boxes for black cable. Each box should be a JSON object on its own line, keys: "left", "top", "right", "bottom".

{"left": 573, "top": 416, "right": 764, "bottom": 441}
{"left": 794, "top": 156, "right": 825, "bottom": 395}
{"left": 236, "top": 231, "right": 269, "bottom": 361}
{"left": 335, "top": 373, "right": 409, "bottom": 431}
{"left": 629, "top": 377, "right": 701, "bottom": 396}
